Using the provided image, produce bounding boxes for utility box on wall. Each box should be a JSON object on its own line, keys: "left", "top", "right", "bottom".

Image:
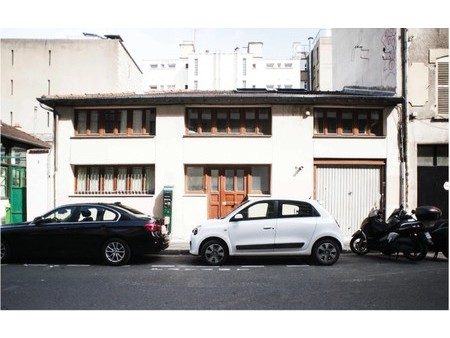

{"left": 162, "top": 186, "right": 173, "bottom": 234}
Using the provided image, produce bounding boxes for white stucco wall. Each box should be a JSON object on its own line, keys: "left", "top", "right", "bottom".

{"left": 26, "top": 151, "right": 51, "bottom": 220}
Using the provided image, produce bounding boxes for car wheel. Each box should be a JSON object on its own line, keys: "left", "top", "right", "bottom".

{"left": 201, "top": 239, "right": 229, "bottom": 266}
{"left": 312, "top": 238, "right": 340, "bottom": 266}
{"left": 1, "top": 240, "right": 10, "bottom": 263}
{"left": 102, "top": 238, "right": 131, "bottom": 266}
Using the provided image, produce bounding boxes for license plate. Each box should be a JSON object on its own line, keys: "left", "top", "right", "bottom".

{"left": 425, "top": 232, "right": 432, "bottom": 240}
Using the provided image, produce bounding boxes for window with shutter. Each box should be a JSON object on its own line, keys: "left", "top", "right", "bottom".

{"left": 437, "top": 57, "right": 449, "bottom": 117}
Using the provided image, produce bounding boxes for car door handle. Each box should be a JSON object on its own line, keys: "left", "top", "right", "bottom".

{"left": 263, "top": 227, "right": 274, "bottom": 230}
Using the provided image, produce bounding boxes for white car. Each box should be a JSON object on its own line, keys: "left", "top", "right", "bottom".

{"left": 190, "top": 198, "right": 344, "bottom": 266}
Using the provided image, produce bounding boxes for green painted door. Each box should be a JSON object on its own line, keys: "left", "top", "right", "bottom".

{"left": 10, "top": 166, "right": 26, "bottom": 223}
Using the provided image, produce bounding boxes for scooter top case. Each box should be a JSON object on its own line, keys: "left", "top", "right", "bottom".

{"left": 414, "top": 206, "right": 442, "bottom": 221}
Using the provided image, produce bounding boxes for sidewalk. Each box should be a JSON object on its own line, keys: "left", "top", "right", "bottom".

{"left": 163, "top": 237, "right": 353, "bottom": 255}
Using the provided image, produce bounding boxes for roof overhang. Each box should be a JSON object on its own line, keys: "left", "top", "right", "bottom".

{"left": 0, "top": 123, "right": 51, "bottom": 149}
{"left": 37, "top": 90, "right": 403, "bottom": 109}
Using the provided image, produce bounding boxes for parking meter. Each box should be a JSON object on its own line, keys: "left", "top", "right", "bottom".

{"left": 163, "top": 186, "right": 173, "bottom": 234}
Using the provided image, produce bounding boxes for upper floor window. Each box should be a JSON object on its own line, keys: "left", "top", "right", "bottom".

{"left": 314, "top": 108, "right": 383, "bottom": 136}
{"left": 186, "top": 108, "right": 271, "bottom": 136}
{"left": 436, "top": 57, "right": 449, "bottom": 117}
{"left": 75, "top": 109, "right": 156, "bottom": 136}
{"left": 194, "top": 59, "right": 199, "bottom": 76}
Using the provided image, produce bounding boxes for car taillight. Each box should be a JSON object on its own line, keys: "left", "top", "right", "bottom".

{"left": 145, "top": 222, "right": 161, "bottom": 232}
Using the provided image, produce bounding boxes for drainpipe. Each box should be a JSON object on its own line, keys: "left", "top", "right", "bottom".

{"left": 308, "top": 37, "right": 313, "bottom": 91}
{"left": 400, "top": 28, "right": 409, "bottom": 207}
{"left": 40, "top": 103, "right": 57, "bottom": 209}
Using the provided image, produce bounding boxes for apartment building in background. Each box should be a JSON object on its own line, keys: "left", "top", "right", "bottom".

{"left": 142, "top": 41, "right": 307, "bottom": 91}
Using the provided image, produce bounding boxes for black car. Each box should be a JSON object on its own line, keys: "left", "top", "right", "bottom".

{"left": 1, "top": 202, "right": 169, "bottom": 265}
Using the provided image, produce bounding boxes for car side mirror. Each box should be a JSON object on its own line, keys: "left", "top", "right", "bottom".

{"left": 232, "top": 213, "right": 244, "bottom": 221}
{"left": 33, "top": 216, "right": 44, "bottom": 224}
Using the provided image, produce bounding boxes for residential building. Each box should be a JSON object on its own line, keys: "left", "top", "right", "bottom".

{"left": 142, "top": 41, "right": 307, "bottom": 91}
{"left": 0, "top": 36, "right": 143, "bottom": 221}
{"left": 38, "top": 90, "right": 402, "bottom": 242}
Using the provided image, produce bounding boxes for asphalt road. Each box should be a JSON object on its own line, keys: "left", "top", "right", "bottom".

{"left": 1, "top": 253, "right": 448, "bottom": 310}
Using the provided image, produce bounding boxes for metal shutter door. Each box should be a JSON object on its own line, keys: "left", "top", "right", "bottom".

{"left": 316, "top": 165, "right": 381, "bottom": 237}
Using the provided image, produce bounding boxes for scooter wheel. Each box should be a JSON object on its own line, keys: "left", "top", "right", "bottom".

{"left": 350, "top": 236, "right": 369, "bottom": 255}
{"left": 403, "top": 238, "right": 427, "bottom": 261}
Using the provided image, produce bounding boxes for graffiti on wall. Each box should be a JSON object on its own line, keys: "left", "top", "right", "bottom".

{"left": 381, "top": 28, "right": 397, "bottom": 80}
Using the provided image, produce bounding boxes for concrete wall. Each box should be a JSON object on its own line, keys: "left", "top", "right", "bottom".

{"left": 1, "top": 38, "right": 142, "bottom": 139}
{"left": 332, "top": 28, "right": 398, "bottom": 92}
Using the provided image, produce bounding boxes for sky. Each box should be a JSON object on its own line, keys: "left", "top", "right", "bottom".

{"left": 2, "top": 0, "right": 447, "bottom": 65}
{"left": 0, "top": 28, "right": 322, "bottom": 63}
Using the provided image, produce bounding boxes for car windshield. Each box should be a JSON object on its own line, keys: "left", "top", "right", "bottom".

{"left": 219, "top": 200, "right": 251, "bottom": 219}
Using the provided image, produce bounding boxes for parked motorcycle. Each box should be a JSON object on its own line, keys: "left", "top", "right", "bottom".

{"left": 350, "top": 205, "right": 431, "bottom": 261}
{"left": 413, "top": 206, "right": 448, "bottom": 259}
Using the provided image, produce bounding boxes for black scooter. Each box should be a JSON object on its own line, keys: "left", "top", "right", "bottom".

{"left": 350, "top": 205, "right": 431, "bottom": 261}
{"left": 413, "top": 206, "right": 448, "bottom": 259}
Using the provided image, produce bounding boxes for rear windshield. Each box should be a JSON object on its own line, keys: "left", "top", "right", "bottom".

{"left": 113, "top": 203, "right": 147, "bottom": 217}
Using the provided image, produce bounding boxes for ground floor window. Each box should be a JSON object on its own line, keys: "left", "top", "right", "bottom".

{"left": 75, "top": 165, "right": 155, "bottom": 195}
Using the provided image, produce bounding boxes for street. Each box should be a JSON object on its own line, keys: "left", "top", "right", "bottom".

{"left": 1, "top": 253, "right": 448, "bottom": 310}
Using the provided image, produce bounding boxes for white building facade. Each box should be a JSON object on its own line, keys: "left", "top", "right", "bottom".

{"left": 142, "top": 42, "right": 306, "bottom": 91}
{"left": 39, "top": 90, "right": 402, "bottom": 242}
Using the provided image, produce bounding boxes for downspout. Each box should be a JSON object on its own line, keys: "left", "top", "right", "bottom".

{"left": 400, "top": 28, "right": 409, "bottom": 206}
{"left": 308, "top": 37, "right": 313, "bottom": 91}
{"left": 40, "top": 103, "right": 58, "bottom": 209}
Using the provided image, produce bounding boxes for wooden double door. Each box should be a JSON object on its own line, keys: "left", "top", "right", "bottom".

{"left": 207, "top": 167, "right": 248, "bottom": 219}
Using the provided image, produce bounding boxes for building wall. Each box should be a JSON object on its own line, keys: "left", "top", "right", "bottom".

{"left": 1, "top": 38, "right": 142, "bottom": 139}
{"left": 26, "top": 150, "right": 51, "bottom": 220}
{"left": 332, "top": 28, "right": 398, "bottom": 92}
{"left": 406, "top": 28, "right": 449, "bottom": 211}
{"left": 53, "top": 103, "right": 400, "bottom": 242}
{"left": 312, "top": 36, "right": 333, "bottom": 91}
